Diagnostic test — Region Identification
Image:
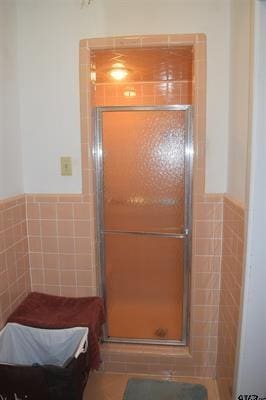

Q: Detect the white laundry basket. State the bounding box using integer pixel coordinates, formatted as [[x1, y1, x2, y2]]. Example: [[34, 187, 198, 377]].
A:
[[0, 323, 90, 400]]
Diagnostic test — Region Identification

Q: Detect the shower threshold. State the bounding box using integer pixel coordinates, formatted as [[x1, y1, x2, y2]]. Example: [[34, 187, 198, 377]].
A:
[[104, 302, 186, 346]]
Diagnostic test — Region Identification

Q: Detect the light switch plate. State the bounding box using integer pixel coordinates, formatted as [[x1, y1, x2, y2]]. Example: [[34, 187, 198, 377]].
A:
[[60, 156, 72, 176]]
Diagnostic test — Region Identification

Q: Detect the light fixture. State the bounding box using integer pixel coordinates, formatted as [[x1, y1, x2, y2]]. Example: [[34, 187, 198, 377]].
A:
[[123, 87, 136, 97], [109, 63, 129, 81], [90, 70, 96, 82], [90, 63, 96, 83]]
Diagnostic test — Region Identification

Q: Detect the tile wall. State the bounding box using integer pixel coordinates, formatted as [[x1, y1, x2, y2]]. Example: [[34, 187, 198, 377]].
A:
[[26, 194, 97, 297], [0, 195, 30, 328], [216, 196, 245, 399], [93, 81, 192, 106]]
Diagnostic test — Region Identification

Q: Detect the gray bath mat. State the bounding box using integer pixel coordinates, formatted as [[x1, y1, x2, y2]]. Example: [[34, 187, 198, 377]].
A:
[[123, 378, 208, 400]]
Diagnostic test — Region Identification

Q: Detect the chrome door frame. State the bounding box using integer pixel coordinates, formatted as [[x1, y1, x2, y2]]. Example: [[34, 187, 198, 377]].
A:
[[94, 105, 193, 346]]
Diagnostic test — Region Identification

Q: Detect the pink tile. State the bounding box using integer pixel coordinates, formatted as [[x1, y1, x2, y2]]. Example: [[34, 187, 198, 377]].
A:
[[40, 204, 56, 219], [57, 204, 74, 220], [75, 237, 91, 253], [58, 220, 74, 237], [58, 237, 75, 254], [44, 269, 59, 285], [43, 253, 59, 268], [60, 270, 76, 286], [27, 204, 40, 219], [74, 220, 90, 237], [29, 253, 43, 268], [60, 286, 77, 297], [59, 254, 76, 269], [73, 204, 90, 219], [41, 237, 57, 253], [76, 270, 93, 286], [29, 237, 42, 252], [27, 220, 41, 235], [41, 220, 57, 236], [31, 269, 44, 285], [75, 254, 92, 269]]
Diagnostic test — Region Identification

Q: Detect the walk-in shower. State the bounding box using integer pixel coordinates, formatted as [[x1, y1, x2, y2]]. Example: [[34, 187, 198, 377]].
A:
[[95, 105, 193, 345]]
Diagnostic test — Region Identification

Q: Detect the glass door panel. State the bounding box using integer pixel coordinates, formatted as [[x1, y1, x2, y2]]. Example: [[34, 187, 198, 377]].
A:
[[105, 234, 184, 341], [102, 110, 185, 234]]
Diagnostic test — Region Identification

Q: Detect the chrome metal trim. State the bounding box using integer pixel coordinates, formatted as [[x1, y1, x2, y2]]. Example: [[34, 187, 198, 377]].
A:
[[104, 230, 186, 239], [104, 337, 186, 346], [96, 105, 190, 113], [182, 106, 193, 345], [95, 108, 109, 339], [94, 105, 193, 346]]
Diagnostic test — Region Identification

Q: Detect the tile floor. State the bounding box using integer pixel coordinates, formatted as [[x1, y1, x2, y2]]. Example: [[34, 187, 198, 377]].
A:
[[83, 372, 220, 400]]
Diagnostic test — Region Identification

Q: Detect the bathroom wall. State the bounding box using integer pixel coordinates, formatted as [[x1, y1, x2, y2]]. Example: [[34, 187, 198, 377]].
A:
[[0, 0, 24, 199], [227, 0, 252, 204], [235, 1, 266, 396], [0, 0, 251, 385], [16, 0, 231, 194], [216, 1, 252, 398], [0, 2, 30, 328]]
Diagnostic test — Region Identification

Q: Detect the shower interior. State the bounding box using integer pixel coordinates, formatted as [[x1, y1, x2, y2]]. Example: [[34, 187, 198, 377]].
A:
[[92, 46, 193, 345]]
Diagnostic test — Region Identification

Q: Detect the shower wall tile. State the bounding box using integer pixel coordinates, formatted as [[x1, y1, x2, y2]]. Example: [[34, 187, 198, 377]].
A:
[[0, 195, 30, 328], [216, 196, 245, 400], [93, 81, 192, 107]]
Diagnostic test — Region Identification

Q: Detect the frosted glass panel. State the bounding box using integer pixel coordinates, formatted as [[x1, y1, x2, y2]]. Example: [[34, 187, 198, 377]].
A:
[[102, 111, 185, 233], [105, 233, 184, 341]]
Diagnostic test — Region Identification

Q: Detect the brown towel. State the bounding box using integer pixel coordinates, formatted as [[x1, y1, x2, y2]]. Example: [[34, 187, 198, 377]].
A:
[[7, 292, 105, 370]]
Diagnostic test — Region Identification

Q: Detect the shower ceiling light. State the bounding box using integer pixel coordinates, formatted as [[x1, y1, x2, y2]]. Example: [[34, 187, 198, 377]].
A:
[[109, 63, 129, 80]]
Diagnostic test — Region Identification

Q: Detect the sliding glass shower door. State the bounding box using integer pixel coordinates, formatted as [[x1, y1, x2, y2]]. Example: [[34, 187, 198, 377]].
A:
[[95, 106, 192, 345]]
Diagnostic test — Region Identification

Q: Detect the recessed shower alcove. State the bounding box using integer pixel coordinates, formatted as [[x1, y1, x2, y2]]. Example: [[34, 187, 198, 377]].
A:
[[92, 46, 193, 345], [80, 34, 220, 376]]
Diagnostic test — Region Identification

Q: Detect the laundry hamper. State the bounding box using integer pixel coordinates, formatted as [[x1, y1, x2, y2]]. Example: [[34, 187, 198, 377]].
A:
[[0, 323, 90, 400]]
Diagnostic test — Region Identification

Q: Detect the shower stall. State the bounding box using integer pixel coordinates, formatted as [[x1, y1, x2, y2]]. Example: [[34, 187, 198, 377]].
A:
[[95, 105, 193, 345]]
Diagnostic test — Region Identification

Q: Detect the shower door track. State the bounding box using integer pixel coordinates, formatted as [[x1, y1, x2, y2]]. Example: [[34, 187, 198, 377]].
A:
[[94, 105, 193, 346]]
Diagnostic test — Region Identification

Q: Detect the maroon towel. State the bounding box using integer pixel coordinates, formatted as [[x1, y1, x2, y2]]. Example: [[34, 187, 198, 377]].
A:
[[7, 292, 105, 370]]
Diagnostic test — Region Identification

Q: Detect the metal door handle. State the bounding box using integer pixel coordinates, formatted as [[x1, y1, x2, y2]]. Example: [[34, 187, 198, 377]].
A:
[[103, 229, 189, 239]]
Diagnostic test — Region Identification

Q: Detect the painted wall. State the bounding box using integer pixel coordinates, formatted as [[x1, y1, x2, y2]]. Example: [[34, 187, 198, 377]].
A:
[[227, 0, 252, 204], [16, 0, 231, 194], [235, 1, 266, 396], [0, 0, 24, 199]]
